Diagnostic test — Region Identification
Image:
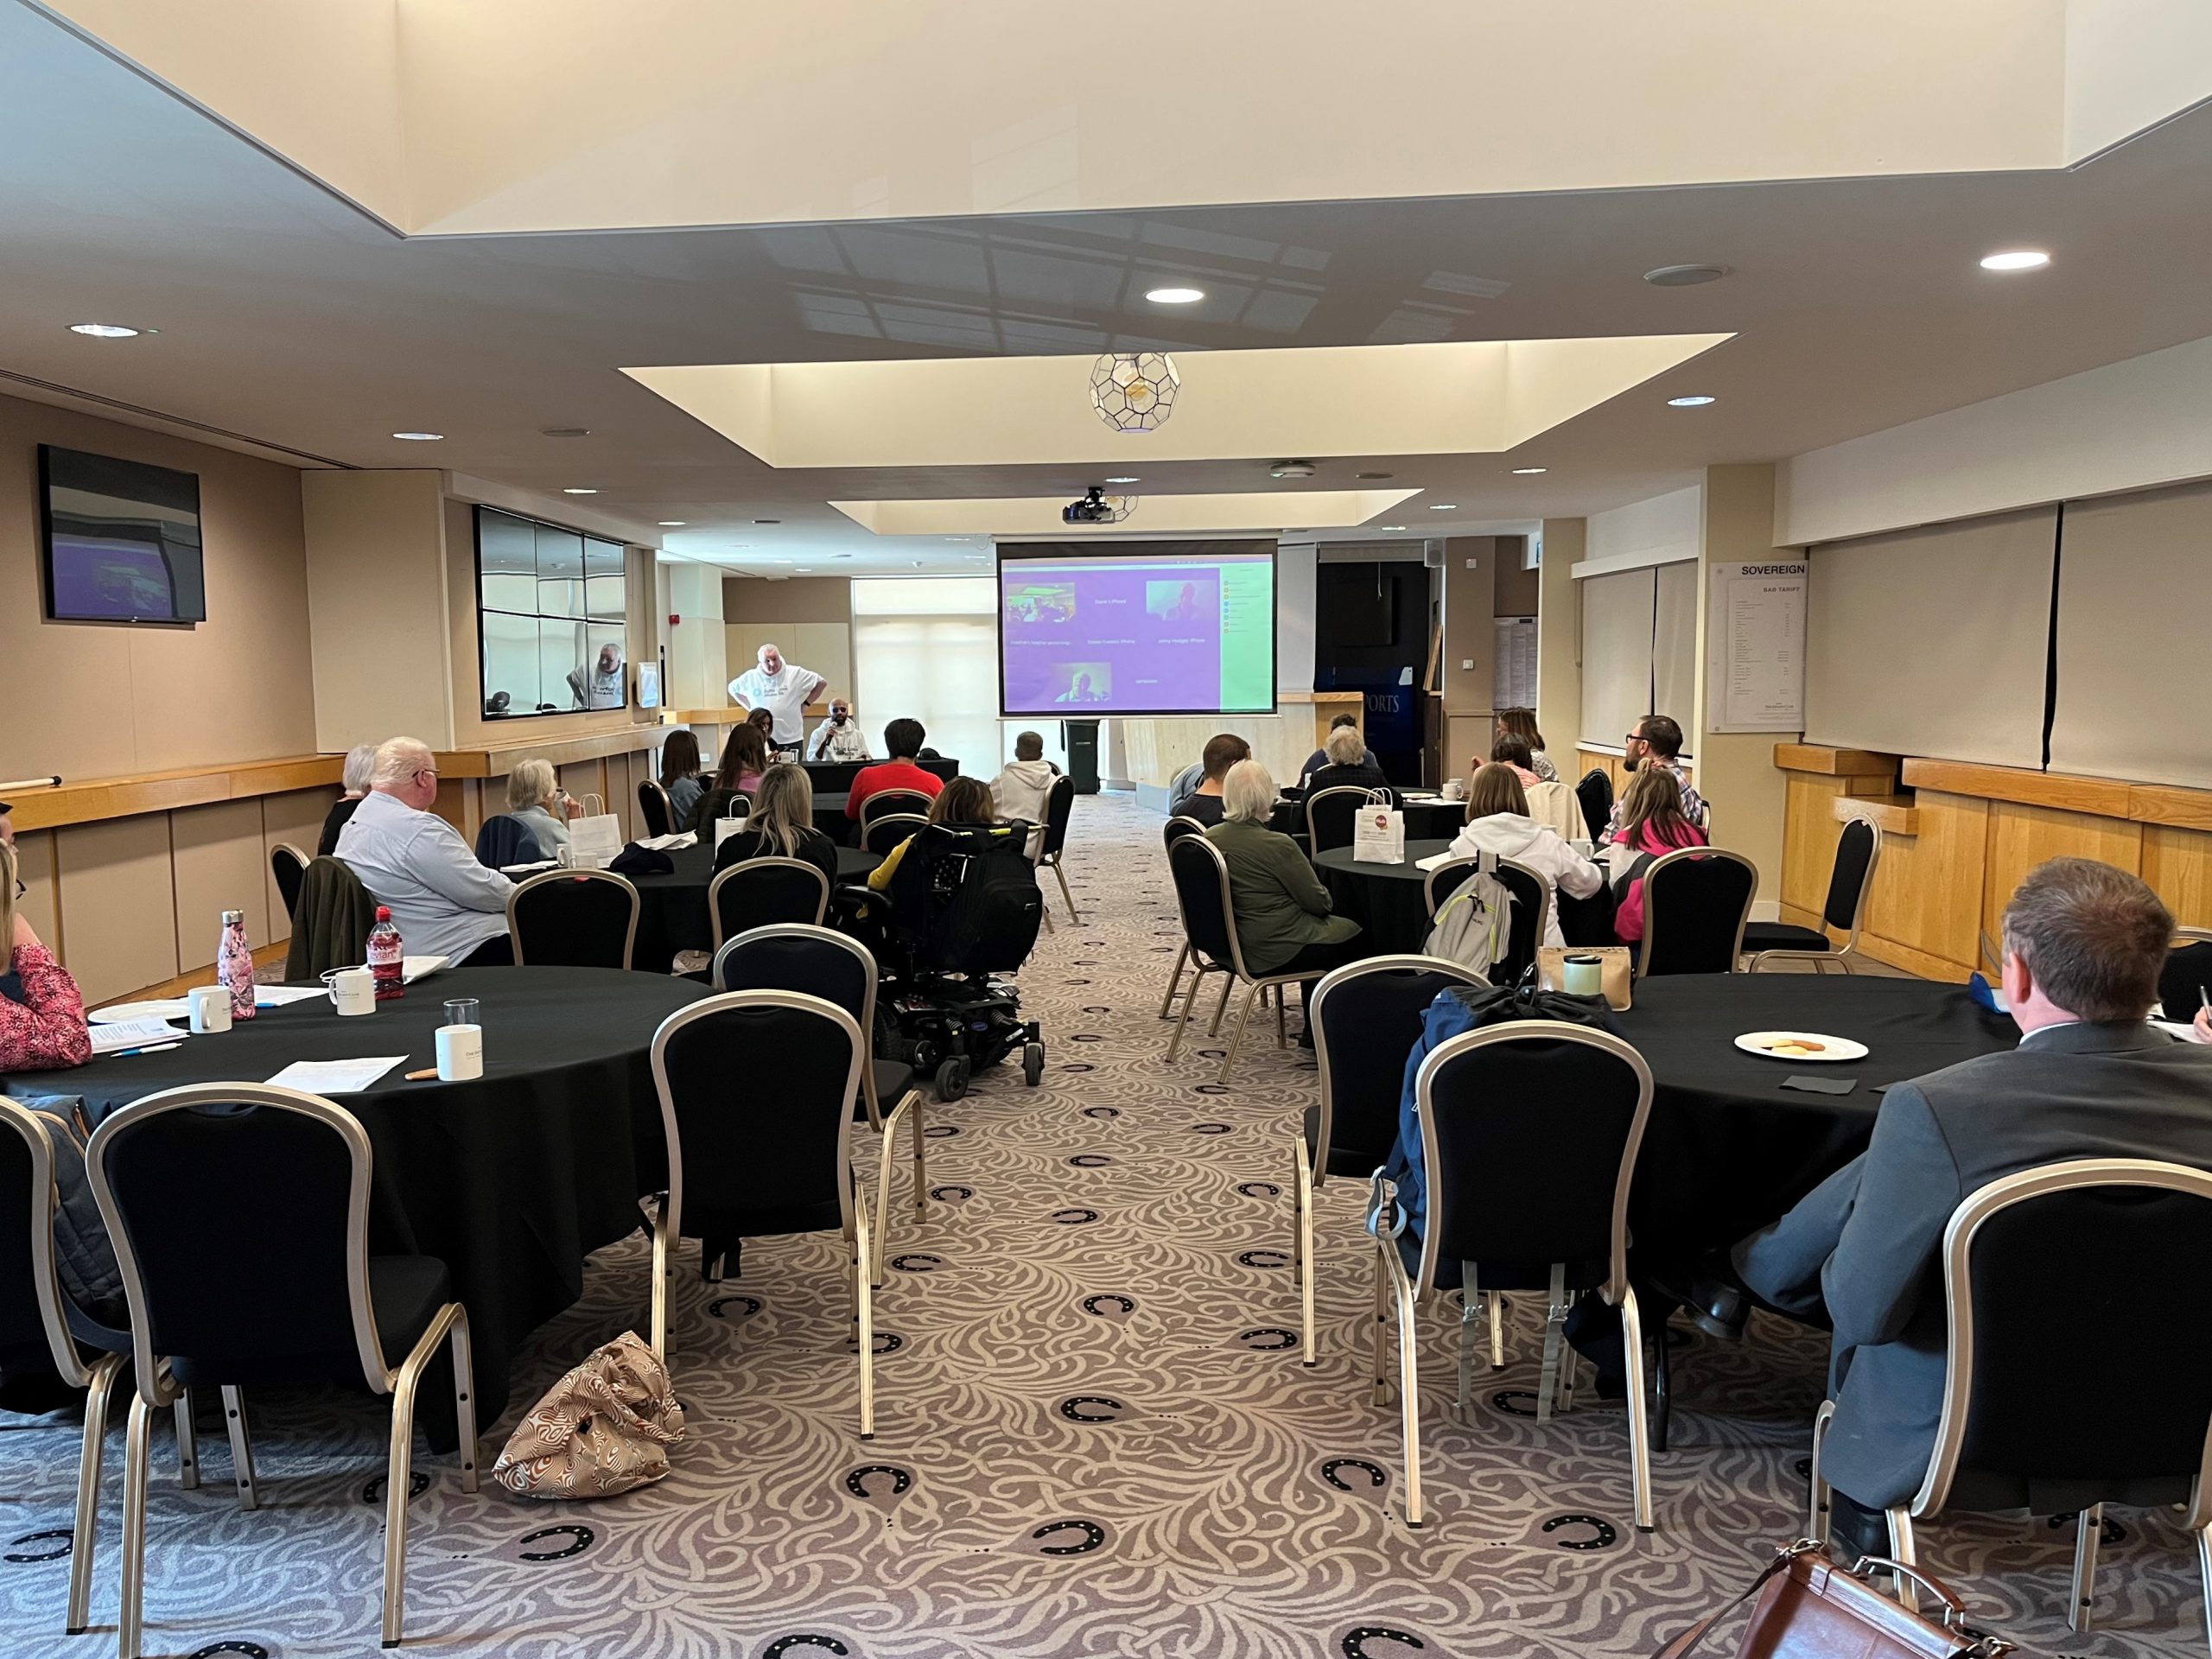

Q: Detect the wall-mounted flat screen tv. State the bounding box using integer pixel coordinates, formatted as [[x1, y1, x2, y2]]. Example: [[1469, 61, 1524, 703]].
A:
[[39, 445, 207, 623]]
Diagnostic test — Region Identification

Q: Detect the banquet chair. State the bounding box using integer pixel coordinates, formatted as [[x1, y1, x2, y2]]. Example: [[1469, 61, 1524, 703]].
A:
[[1746, 816, 1882, 972], [1809, 1160, 2212, 1643], [1637, 848, 1758, 976], [1423, 855, 1549, 983], [637, 779, 674, 838], [1035, 774, 1080, 925], [1157, 817, 1211, 1018], [270, 843, 308, 923], [86, 1084, 477, 1656], [506, 868, 640, 969], [473, 813, 544, 870], [712, 925, 924, 1283], [1370, 1022, 1657, 1532], [1574, 769, 1613, 842], [707, 857, 830, 950], [1299, 957, 1487, 1366], [1306, 785, 1385, 857], [646, 991, 879, 1435], [1164, 835, 1312, 1084], [862, 812, 931, 857], [283, 856, 376, 982], [859, 789, 935, 831], [2158, 927, 2212, 1023]]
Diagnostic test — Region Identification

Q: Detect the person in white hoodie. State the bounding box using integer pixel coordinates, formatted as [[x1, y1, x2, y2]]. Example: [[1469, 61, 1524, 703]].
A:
[[1446, 762, 1602, 948], [991, 731, 1062, 827]]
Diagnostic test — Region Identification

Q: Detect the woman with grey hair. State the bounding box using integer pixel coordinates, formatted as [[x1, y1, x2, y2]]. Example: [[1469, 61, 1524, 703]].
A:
[[1303, 721, 1389, 798], [505, 758, 575, 855], [315, 742, 380, 857], [1203, 759, 1363, 1043]]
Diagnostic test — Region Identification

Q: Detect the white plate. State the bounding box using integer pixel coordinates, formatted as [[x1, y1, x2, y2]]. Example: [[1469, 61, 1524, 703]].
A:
[[1734, 1030, 1868, 1064], [88, 999, 192, 1026]]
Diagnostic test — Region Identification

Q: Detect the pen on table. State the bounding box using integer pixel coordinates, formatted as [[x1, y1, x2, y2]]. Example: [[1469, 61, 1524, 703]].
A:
[[113, 1041, 182, 1058], [404, 1067, 439, 1082]]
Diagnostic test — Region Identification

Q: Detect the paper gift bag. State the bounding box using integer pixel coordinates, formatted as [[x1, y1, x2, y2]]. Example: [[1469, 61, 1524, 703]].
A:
[[1352, 806, 1405, 864], [566, 812, 624, 868]]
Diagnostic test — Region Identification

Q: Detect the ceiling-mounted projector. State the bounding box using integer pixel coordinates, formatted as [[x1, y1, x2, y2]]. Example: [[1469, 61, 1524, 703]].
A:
[[1269, 460, 1317, 479], [1063, 486, 1135, 524]]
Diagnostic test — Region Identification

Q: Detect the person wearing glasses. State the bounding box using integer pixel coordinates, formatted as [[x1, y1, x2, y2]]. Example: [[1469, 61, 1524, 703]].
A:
[[335, 737, 518, 966], [1604, 714, 1708, 842]]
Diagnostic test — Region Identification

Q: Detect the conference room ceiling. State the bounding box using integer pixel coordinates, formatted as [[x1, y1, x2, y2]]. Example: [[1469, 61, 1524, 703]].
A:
[[8, 0, 2212, 574]]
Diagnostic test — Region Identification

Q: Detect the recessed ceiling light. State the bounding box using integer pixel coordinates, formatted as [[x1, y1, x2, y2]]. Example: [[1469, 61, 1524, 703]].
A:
[[1643, 264, 1732, 287], [1510, 467, 1548, 475], [1104, 476, 1140, 485], [1378, 525, 1407, 531], [658, 520, 686, 526], [68, 322, 141, 338], [1357, 471, 1393, 480], [1666, 395, 1716, 408], [1144, 286, 1205, 304], [754, 518, 780, 525], [1428, 504, 1458, 511], [563, 487, 599, 494], [1979, 249, 2049, 272], [391, 431, 443, 442]]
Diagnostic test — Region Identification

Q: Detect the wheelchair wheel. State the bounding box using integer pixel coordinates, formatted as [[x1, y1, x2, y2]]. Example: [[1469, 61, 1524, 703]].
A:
[[1021, 1041, 1045, 1087], [935, 1054, 971, 1102]]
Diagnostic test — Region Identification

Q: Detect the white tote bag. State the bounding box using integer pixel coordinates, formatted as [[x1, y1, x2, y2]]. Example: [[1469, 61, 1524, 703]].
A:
[[566, 812, 624, 869], [1352, 805, 1406, 864]]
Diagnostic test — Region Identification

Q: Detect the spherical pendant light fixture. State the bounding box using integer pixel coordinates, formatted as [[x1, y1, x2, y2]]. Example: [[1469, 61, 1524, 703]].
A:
[[1090, 351, 1179, 433]]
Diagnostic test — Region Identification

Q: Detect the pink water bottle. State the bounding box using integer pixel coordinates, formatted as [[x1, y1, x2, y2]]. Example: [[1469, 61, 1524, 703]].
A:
[[217, 909, 257, 1021], [366, 906, 405, 1001]]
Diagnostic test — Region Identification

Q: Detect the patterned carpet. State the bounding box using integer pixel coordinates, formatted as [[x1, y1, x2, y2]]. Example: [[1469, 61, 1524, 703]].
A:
[[4, 790, 2206, 1657]]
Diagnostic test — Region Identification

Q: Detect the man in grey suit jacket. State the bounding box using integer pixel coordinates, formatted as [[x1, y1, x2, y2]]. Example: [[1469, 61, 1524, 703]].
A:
[[1730, 857, 2212, 1550]]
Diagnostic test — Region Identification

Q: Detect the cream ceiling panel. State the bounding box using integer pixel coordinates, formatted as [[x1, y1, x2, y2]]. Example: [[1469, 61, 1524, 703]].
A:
[[627, 336, 1729, 471], [830, 490, 1421, 538]]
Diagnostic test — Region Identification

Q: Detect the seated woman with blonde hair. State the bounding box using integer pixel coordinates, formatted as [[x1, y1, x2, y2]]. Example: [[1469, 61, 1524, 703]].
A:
[[715, 762, 840, 892], [1446, 762, 1601, 948]]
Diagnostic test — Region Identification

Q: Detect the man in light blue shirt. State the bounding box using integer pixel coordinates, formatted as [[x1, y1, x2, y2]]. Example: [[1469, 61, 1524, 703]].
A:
[[336, 737, 516, 966]]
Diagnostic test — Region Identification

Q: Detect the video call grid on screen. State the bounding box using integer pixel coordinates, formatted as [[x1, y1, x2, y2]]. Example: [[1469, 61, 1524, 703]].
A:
[[997, 542, 1276, 716]]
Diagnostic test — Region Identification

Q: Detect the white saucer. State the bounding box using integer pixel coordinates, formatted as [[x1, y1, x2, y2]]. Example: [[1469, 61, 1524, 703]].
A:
[[1734, 1030, 1868, 1063], [88, 999, 192, 1026]]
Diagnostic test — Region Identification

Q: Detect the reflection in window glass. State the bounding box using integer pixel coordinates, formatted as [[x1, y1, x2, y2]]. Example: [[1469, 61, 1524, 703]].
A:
[[476, 506, 626, 719]]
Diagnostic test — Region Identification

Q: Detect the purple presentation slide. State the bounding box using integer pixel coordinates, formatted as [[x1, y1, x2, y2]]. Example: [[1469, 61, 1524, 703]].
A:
[[999, 549, 1274, 715]]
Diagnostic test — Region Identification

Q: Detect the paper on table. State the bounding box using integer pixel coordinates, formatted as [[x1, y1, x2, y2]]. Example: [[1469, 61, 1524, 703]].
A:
[[639, 832, 697, 851], [1414, 850, 1459, 871], [401, 955, 448, 984], [264, 1057, 407, 1094], [255, 985, 327, 1007], [500, 860, 560, 876], [89, 1018, 194, 1055], [2151, 1019, 2198, 1041]]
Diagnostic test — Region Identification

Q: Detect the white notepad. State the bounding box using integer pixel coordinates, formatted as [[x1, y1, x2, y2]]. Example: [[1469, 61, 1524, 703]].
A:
[[88, 1018, 193, 1056], [264, 1058, 407, 1094]]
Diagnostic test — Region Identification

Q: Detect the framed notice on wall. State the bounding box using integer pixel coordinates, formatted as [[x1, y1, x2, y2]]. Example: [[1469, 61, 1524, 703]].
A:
[[1705, 561, 1807, 733]]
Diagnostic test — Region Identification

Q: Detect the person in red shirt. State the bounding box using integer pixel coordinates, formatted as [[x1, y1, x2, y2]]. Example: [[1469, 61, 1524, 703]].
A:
[[846, 718, 944, 824], [0, 837, 92, 1072]]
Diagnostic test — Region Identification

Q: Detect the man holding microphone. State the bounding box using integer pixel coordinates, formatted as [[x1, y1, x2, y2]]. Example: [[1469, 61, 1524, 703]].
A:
[[807, 696, 872, 761], [728, 642, 826, 756]]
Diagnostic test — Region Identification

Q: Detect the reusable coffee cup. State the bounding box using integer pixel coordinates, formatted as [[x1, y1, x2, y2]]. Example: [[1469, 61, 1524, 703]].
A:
[[435, 1023, 484, 1082], [1561, 954, 1605, 998], [188, 985, 232, 1034], [324, 967, 377, 1016]]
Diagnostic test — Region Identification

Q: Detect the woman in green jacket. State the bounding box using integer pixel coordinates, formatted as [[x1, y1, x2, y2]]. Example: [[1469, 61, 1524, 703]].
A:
[[1203, 759, 1363, 1039]]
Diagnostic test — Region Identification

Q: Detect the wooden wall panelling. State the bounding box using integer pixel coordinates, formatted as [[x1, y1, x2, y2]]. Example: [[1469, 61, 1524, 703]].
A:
[[13, 830, 58, 954], [1120, 715, 1313, 791], [1783, 775, 1853, 915], [558, 759, 606, 820], [170, 799, 271, 972], [1858, 790, 1990, 980], [54, 817, 181, 1006], [1980, 800, 2145, 963], [259, 787, 332, 944], [2140, 824, 2212, 929]]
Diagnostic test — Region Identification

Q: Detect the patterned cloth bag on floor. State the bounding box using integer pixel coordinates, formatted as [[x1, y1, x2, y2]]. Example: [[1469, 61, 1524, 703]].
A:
[[492, 1331, 685, 1498]]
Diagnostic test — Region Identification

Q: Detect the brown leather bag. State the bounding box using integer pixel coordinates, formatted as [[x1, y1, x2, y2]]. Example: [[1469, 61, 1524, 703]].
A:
[[1654, 1541, 2014, 1658]]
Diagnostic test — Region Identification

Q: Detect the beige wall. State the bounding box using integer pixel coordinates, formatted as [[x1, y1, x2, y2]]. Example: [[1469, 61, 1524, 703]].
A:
[[1536, 518, 1585, 770], [721, 575, 853, 738], [1691, 465, 1791, 904], [304, 469, 454, 751], [0, 390, 316, 782]]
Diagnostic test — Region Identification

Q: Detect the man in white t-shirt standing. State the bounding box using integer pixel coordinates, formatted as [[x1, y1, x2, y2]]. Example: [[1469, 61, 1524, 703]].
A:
[[728, 643, 826, 754]]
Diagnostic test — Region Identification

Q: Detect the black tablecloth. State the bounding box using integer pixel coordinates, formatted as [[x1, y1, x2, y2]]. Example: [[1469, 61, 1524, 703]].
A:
[[1397, 798, 1468, 839], [1611, 976, 2018, 1254], [23, 968, 709, 1440], [1315, 840, 1616, 955], [629, 842, 880, 969]]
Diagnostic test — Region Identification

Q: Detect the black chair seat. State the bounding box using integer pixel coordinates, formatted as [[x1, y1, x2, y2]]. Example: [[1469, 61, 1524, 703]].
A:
[[1741, 921, 1831, 954], [1304, 1104, 1391, 1180], [870, 1059, 916, 1116], [170, 1254, 450, 1388], [1398, 1232, 1606, 1294]]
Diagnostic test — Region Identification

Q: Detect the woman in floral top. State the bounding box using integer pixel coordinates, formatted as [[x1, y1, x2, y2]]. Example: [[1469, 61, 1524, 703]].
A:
[[0, 838, 91, 1072]]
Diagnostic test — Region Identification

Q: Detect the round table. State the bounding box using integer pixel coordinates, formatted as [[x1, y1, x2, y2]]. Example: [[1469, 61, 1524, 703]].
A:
[[42, 967, 709, 1440], [628, 841, 880, 970], [1315, 839, 1618, 955], [1611, 975, 2018, 1253]]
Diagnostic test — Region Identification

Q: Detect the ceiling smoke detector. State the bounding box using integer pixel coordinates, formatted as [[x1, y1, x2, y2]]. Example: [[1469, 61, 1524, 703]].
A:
[[1643, 264, 1732, 287], [1269, 461, 1317, 480]]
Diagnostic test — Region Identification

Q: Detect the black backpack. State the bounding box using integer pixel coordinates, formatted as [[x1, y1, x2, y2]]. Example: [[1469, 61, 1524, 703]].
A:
[[892, 823, 1044, 975]]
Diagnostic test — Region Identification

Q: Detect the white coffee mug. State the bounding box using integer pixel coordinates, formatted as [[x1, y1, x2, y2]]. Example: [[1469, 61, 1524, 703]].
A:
[[1561, 954, 1605, 997], [435, 1023, 483, 1082], [188, 985, 232, 1034], [1569, 838, 1595, 858], [326, 967, 376, 1016], [1443, 778, 1465, 801]]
